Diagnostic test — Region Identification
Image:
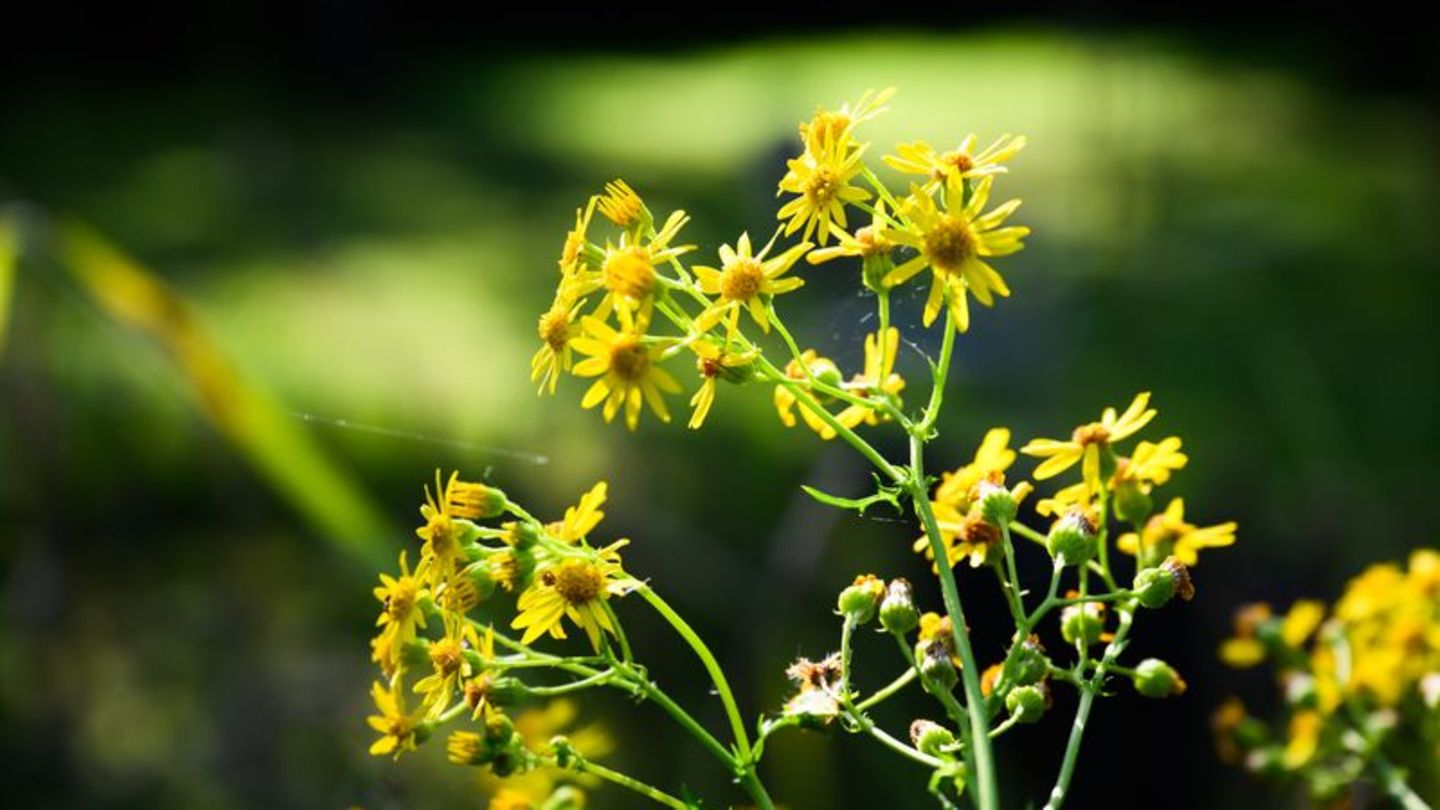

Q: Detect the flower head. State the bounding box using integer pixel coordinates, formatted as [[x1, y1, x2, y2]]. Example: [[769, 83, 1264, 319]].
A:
[[372, 551, 427, 676], [1117, 497, 1236, 567], [512, 542, 635, 650], [547, 481, 607, 544], [883, 134, 1027, 202], [694, 231, 810, 335], [531, 294, 584, 395], [834, 327, 906, 429], [367, 680, 426, 758], [415, 470, 487, 587], [571, 316, 682, 430], [687, 339, 757, 429], [1021, 392, 1157, 491], [777, 138, 871, 246]]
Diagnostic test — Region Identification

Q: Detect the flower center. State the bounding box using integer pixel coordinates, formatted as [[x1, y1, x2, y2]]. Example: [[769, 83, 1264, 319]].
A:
[[603, 246, 655, 299], [424, 514, 456, 557], [1071, 423, 1111, 446], [609, 339, 650, 383], [923, 215, 976, 275], [854, 225, 889, 256], [943, 151, 975, 174], [546, 561, 605, 604], [537, 309, 571, 351], [385, 578, 418, 619], [804, 166, 839, 205], [430, 638, 463, 675], [719, 259, 764, 302]]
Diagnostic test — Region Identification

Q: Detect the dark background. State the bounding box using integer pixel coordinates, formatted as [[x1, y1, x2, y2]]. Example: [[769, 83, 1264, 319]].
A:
[[3, 6, 1437, 809]]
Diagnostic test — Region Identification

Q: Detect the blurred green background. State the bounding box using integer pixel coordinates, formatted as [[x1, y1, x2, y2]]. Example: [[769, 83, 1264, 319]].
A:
[[3, 10, 1437, 809]]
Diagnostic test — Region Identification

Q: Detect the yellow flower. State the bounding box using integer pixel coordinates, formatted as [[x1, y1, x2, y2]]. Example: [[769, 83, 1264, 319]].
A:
[[415, 470, 486, 587], [1035, 481, 1093, 519], [772, 349, 844, 439], [512, 542, 635, 650], [798, 87, 894, 155], [372, 551, 427, 675], [883, 134, 1027, 203], [461, 625, 499, 720], [367, 681, 425, 759], [806, 200, 894, 265], [596, 178, 646, 230], [694, 232, 810, 334], [1281, 600, 1326, 648], [595, 210, 693, 324], [777, 137, 871, 246], [834, 328, 905, 429], [933, 428, 1017, 511], [914, 429, 1021, 570], [547, 481, 607, 544], [883, 177, 1028, 332], [478, 699, 613, 801], [1115, 436, 1188, 489], [559, 196, 598, 274], [571, 316, 682, 430], [1021, 392, 1157, 490], [687, 339, 757, 430], [1218, 603, 1273, 669], [531, 294, 583, 395], [413, 629, 472, 714], [1117, 497, 1236, 567], [1282, 710, 1322, 769]]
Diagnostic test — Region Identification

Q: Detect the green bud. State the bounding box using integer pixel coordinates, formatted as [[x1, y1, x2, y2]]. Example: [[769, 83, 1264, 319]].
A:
[[1008, 637, 1050, 687], [837, 575, 886, 625], [1133, 567, 1176, 609], [462, 563, 499, 603], [1133, 658, 1186, 698], [506, 521, 541, 550], [1005, 685, 1047, 724], [1046, 511, 1097, 567], [976, 481, 1017, 525], [812, 358, 844, 389], [550, 735, 577, 769], [484, 711, 516, 745], [489, 751, 520, 778], [919, 641, 958, 692], [1111, 479, 1153, 525], [879, 578, 920, 635], [399, 639, 432, 671], [1060, 603, 1105, 647], [909, 719, 955, 757], [485, 676, 528, 707]]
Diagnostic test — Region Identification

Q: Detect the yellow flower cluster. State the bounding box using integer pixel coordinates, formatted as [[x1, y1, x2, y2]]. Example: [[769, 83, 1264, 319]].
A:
[[366, 471, 639, 807], [533, 89, 1032, 436], [1215, 550, 1440, 804]]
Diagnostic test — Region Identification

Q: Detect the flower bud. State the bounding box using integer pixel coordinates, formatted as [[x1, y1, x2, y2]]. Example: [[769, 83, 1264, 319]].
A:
[[541, 786, 587, 810], [1133, 557, 1193, 609], [504, 520, 541, 550], [446, 730, 488, 765], [1005, 684, 1048, 724], [837, 574, 886, 625], [550, 735, 578, 769], [1046, 510, 1097, 567], [484, 711, 516, 745], [399, 639, 432, 671], [879, 578, 920, 635], [976, 481, 1017, 526], [909, 719, 955, 757], [812, 357, 844, 390], [1111, 478, 1152, 525], [1060, 602, 1105, 647], [1008, 636, 1050, 687], [489, 750, 520, 777], [1133, 658, 1187, 698], [448, 479, 508, 520], [919, 641, 958, 692]]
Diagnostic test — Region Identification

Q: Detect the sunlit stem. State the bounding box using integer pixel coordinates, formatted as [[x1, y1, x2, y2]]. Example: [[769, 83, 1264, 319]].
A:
[[551, 754, 690, 810], [1042, 605, 1135, 810]]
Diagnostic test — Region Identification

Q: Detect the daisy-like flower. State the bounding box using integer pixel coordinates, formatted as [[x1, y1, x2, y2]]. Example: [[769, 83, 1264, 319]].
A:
[[415, 470, 487, 587], [596, 210, 693, 325], [570, 316, 682, 430], [1117, 497, 1236, 567], [935, 428, 1017, 512], [596, 179, 646, 231], [773, 349, 845, 439], [413, 629, 471, 715], [883, 134, 1028, 203], [559, 196, 598, 274], [1020, 392, 1157, 491], [798, 87, 894, 155], [462, 625, 499, 720], [883, 177, 1028, 332], [687, 339, 757, 429], [806, 200, 894, 265], [1115, 436, 1188, 490], [546, 481, 607, 544], [835, 327, 905, 429], [777, 138, 871, 246], [1035, 481, 1093, 518], [367, 680, 426, 759], [512, 542, 636, 650], [531, 294, 584, 395], [914, 429, 1020, 568], [372, 551, 427, 675], [693, 232, 810, 335]]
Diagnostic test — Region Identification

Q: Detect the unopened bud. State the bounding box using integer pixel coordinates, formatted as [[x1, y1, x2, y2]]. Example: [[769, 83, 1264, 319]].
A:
[[1008, 636, 1050, 687], [1005, 684, 1048, 723], [837, 574, 886, 625], [919, 641, 958, 692], [1133, 658, 1187, 698], [909, 719, 955, 757], [1060, 602, 1105, 647], [1046, 510, 1097, 567], [1134, 557, 1193, 609], [879, 578, 920, 635], [976, 481, 1017, 525], [1111, 478, 1152, 525]]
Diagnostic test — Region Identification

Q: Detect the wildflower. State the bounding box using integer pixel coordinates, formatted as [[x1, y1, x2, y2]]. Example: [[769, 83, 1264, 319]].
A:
[[414, 628, 473, 714], [933, 428, 1017, 514], [1282, 710, 1322, 769], [884, 134, 1027, 203], [596, 179, 646, 230], [1021, 392, 1157, 491], [531, 295, 584, 395], [595, 210, 693, 324], [798, 88, 894, 155], [1116, 436, 1188, 489], [772, 349, 845, 439], [782, 653, 844, 724], [462, 626, 500, 720], [915, 429, 1018, 570], [1035, 481, 1093, 519], [687, 339, 757, 429], [834, 327, 905, 429], [512, 543, 635, 649], [367, 680, 427, 758], [547, 481, 607, 544], [1218, 603, 1274, 668], [1046, 509, 1098, 567], [372, 551, 427, 674], [837, 573, 886, 625], [806, 200, 894, 265], [415, 470, 485, 587], [559, 197, 598, 273], [477, 700, 612, 803], [1117, 497, 1236, 567], [693, 232, 810, 335], [571, 316, 682, 430], [777, 138, 871, 246], [883, 177, 1028, 332], [1133, 556, 1194, 609]]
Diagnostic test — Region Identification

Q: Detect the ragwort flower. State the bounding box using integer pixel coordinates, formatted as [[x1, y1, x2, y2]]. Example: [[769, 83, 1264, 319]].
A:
[[571, 316, 682, 430], [693, 231, 810, 335]]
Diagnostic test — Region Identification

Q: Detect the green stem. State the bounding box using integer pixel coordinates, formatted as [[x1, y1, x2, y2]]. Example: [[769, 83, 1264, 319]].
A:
[[760, 359, 903, 481], [917, 310, 957, 434], [1374, 751, 1433, 810], [1042, 606, 1135, 810], [567, 756, 690, 810], [997, 523, 1027, 625], [766, 301, 909, 427], [523, 670, 618, 696], [855, 667, 918, 712]]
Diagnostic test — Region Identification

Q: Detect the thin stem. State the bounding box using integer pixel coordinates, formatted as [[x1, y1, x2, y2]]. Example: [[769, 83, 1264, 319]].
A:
[[1042, 606, 1135, 810], [760, 359, 903, 481], [568, 756, 690, 810], [855, 667, 918, 712], [766, 301, 909, 427], [917, 311, 957, 434], [620, 662, 735, 769], [602, 601, 635, 663], [1373, 751, 1433, 810], [997, 522, 1027, 625], [523, 669, 618, 696]]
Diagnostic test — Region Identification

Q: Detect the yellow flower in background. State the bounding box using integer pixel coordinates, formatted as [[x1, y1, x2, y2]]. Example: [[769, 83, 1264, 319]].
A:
[[1021, 392, 1156, 490], [1282, 710, 1322, 769], [1281, 600, 1326, 648], [478, 699, 613, 804], [883, 177, 1028, 332], [933, 428, 1017, 512], [596, 178, 646, 230], [799, 87, 894, 155], [372, 551, 427, 675], [559, 196, 598, 273], [687, 339, 757, 429], [777, 138, 871, 246], [512, 542, 635, 649], [367, 681, 425, 759], [773, 349, 844, 439], [547, 481, 607, 544], [1116, 436, 1188, 489], [1117, 497, 1235, 566], [571, 316, 682, 430], [694, 232, 810, 335], [835, 327, 905, 429], [531, 294, 583, 395], [884, 134, 1027, 203], [1035, 481, 1093, 518]]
